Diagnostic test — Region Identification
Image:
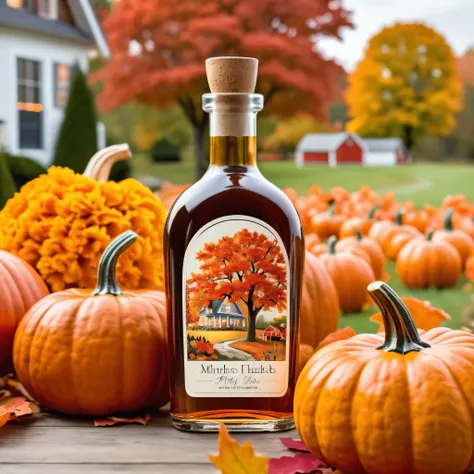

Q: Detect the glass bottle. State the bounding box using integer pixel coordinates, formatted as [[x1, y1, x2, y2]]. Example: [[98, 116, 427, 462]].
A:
[[164, 57, 304, 432]]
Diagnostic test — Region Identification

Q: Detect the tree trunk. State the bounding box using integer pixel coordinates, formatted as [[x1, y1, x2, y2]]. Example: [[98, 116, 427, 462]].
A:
[[193, 126, 207, 180], [247, 311, 257, 342], [403, 125, 414, 162]]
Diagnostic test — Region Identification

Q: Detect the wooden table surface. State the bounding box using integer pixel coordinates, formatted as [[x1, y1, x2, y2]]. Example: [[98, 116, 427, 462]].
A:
[[0, 409, 298, 473]]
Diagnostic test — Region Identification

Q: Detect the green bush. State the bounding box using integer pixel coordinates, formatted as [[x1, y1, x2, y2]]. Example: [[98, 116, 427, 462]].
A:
[[3, 152, 47, 189], [53, 65, 98, 173], [105, 132, 131, 182], [151, 138, 181, 162], [0, 152, 17, 209]]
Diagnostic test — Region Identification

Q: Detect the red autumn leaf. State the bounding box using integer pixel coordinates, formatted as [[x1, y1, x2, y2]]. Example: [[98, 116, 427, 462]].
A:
[[94, 414, 151, 427], [0, 413, 10, 427], [279, 438, 309, 453], [268, 452, 334, 474]]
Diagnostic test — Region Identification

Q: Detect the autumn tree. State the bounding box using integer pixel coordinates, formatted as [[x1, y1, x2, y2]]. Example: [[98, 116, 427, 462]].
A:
[[92, 0, 353, 179], [187, 229, 287, 342], [346, 23, 462, 153], [264, 114, 335, 156]]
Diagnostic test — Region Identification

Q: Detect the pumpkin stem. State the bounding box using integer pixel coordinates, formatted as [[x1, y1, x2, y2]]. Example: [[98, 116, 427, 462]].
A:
[[83, 144, 132, 182], [426, 228, 435, 241], [92, 231, 138, 296], [367, 204, 379, 219], [368, 281, 431, 355], [327, 199, 336, 216], [394, 209, 404, 226], [327, 236, 337, 254], [355, 228, 363, 241], [444, 208, 454, 231]]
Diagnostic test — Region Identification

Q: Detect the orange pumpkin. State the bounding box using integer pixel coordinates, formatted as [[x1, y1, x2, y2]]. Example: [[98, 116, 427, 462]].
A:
[[433, 208, 474, 268], [295, 281, 474, 474], [384, 230, 420, 261], [13, 231, 168, 416], [397, 229, 462, 288], [336, 229, 386, 280], [339, 204, 379, 238], [319, 237, 375, 313], [0, 251, 49, 375], [466, 255, 474, 282], [369, 209, 420, 255], [300, 251, 340, 347], [311, 199, 345, 239]]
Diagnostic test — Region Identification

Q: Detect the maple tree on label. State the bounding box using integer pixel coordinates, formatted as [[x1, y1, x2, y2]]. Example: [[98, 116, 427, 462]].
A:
[[188, 229, 287, 342], [92, 0, 353, 178], [346, 22, 462, 154]]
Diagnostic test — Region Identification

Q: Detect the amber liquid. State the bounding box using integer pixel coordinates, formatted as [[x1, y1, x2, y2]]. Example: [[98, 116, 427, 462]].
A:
[[164, 136, 304, 432]]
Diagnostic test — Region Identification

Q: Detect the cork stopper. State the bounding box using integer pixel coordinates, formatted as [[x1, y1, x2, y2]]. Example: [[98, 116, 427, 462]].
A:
[[206, 57, 258, 93]]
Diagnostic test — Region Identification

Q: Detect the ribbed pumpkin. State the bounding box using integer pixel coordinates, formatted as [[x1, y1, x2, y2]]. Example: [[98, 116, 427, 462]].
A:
[[369, 210, 419, 255], [295, 281, 474, 474], [433, 208, 474, 268], [339, 205, 379, 238], [0, 251, 48, 375], [397, 229, 462, 288], [319, 237, 375, 313], [384, 229, 420, 261], [300, 251, 340, 347], [13, 231, 168, 416], [336, 229, 386, 280], [311, 199, 344, 239]]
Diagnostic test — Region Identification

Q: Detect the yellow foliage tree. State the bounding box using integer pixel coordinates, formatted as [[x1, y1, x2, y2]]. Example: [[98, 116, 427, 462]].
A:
[[346, 23, 462, 152], [264, 114, 335, 153]]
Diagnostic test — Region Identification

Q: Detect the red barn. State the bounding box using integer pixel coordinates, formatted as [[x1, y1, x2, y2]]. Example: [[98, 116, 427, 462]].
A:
[[295, 133, 367, 167], [262, 325, 282, 341]]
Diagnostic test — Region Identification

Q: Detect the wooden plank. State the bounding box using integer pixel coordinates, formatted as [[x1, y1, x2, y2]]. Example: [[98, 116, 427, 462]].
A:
[[1, 464, 216, 474], [0, 425, 297, 464]]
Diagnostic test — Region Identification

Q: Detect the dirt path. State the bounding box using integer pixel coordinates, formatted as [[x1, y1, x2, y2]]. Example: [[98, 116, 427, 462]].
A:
[[214, 338, 256, 361]]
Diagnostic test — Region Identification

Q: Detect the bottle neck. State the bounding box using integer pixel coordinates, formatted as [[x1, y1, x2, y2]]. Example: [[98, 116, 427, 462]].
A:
[[209, 111, 257, 167]]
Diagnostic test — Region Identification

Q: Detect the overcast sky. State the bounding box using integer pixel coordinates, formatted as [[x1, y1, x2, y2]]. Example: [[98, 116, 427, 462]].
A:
[[319, 0, 474, 71]]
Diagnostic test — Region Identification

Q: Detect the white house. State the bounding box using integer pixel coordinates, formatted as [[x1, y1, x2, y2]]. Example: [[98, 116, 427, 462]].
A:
[[0, 0, 110, 166]]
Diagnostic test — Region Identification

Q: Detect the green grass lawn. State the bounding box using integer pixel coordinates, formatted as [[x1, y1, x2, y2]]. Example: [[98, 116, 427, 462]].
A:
[[132, 154, 474, 334]]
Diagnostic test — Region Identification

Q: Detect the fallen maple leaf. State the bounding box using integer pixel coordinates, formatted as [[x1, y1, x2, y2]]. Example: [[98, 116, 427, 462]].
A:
[[316, 327, 357, 351], [94, 414, 151, 427], [268, 452, 333, 474], [209, 423, 269, 474], [279, 438, 309, 453], [370, 297, 450, 332], [0, 396, 33, 426]]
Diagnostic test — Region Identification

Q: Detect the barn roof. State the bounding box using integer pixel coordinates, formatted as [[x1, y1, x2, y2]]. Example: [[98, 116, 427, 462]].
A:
[[363, 138, 404, 152], [296, 133, 347, 152]]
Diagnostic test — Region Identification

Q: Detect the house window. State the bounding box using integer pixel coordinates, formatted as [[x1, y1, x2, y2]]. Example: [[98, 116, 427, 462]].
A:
[[17, 58, 43, 149], [8, 0, 58, 19], [54, 63, 71, 108]]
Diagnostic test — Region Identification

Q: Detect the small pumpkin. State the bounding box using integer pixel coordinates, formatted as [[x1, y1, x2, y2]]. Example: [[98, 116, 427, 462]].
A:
[[300, 251, 340, 347], [0, 251, 49, 375], [433, 208, 474, 268], [384, 229, 420, 261], [397, 229, 462, 288], [13, 231, 168, 416], [369, 209, 420, 255], [336, 229, 386, 280], [339, 204, 379, 238], [310, 199, 344, 239], [295, 281, 474, 474], [319, 236, 375, 313]]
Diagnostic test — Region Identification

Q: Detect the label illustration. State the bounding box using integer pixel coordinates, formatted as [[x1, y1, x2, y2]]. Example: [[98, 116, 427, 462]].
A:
[[183, 215, 290, 398]]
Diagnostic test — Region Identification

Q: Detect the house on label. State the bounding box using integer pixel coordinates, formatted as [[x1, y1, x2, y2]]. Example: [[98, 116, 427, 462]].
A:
[[295, 133, 408, 167], [198, 299, 247, 329], [261, 325, 286, 341], [0, 0, 110, 166]]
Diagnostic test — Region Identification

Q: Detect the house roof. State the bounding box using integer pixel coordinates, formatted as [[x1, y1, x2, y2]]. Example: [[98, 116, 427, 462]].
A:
[[0, 0, 110, 57], [200, 299, 244, 317], [362, 138, 404, 152], [296, 132, 368, 153]]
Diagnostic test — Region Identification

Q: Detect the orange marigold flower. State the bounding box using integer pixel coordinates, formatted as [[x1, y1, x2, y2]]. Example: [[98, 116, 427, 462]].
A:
[[0, 167, 167, 292]]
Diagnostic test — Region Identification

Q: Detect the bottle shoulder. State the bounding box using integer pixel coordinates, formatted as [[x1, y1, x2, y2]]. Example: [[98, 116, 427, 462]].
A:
[[165, 169, 302, 237]]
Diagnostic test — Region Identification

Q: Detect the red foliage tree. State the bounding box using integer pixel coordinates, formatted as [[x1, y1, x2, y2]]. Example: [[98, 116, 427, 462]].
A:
[[187, 229, 287, 342], [92, 0, 353, 178]]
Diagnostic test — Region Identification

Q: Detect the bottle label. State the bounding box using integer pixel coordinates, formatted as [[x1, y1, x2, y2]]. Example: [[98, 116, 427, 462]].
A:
[[183, 215, 291, 398]]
